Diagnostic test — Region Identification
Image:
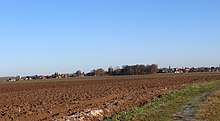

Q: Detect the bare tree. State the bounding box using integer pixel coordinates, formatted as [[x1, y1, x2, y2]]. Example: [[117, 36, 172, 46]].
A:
[[76, 70, 82, 76], [149, 64, 158, 74], [113, 66, 121, 75], [95, 68, 105, 76]]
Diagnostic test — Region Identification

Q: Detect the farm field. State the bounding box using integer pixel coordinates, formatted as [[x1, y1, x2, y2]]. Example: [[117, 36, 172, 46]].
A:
[[1, 73, 220, 121]]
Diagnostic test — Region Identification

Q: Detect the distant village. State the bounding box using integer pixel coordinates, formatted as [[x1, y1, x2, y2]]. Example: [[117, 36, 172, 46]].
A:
[[7, 65, 220, 82], [7, 72, 85, 82], [158, 66, 220, 73]]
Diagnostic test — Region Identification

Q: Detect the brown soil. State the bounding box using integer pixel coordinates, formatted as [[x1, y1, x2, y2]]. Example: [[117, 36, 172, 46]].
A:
[[1, 74, 220, 121]]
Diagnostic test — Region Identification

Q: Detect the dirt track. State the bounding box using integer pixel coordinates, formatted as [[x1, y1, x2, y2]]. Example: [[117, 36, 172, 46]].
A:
[[173, 89, 213, 121], [1, 74, 220, 121], [173, 80, 220, 121]]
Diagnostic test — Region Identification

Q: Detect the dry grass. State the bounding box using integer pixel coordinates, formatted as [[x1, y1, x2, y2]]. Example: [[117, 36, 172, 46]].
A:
[[195, 88, 220, 121]]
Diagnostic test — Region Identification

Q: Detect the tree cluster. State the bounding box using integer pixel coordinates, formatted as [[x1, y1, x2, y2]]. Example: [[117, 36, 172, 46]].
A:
[[85, 64, 158, 76], [86, 68, 105, 76], [110, 64, 158, 75]]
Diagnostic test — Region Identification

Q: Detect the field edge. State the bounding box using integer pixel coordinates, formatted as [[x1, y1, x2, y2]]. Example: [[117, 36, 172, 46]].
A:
[[104, 80, 220, 121]]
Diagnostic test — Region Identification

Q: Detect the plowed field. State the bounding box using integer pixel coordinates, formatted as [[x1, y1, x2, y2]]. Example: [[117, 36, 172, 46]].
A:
[[1, 74, 220, 121]]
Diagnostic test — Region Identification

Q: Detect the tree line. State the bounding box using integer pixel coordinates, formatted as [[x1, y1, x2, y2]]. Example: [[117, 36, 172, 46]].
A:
[[85, 64, 158, 76]]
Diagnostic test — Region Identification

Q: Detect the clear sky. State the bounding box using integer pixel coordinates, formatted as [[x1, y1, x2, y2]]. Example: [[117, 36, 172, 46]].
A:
[[0, 0, 220, 76]]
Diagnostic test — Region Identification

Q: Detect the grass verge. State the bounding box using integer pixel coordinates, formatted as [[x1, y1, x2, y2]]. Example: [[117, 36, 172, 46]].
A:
[[104, 80, 220, 121], [195, 87, 220, 121]]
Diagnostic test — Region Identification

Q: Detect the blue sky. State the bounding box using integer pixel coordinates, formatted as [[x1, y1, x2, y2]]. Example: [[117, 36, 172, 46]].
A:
[[0, 0, 220, 76]]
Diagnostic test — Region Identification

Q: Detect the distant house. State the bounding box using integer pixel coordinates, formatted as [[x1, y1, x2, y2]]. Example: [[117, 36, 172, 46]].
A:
[[71, 73, 77, 77], [52, 72, 59, 78], [7, 78, 16, 82], [159, 68, 170, 73], [183, 68, 190, 73], [218, 67, 220, 72], [7, 76, 21, 82], [211, 67, 219, 72], [16, 76, 21, 80], [24, 76, 32, 80], [39, 75, 46, 79], [189, 68, 198, 72], [174, 68, 183, 74], [60, 74, 70, 78]]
